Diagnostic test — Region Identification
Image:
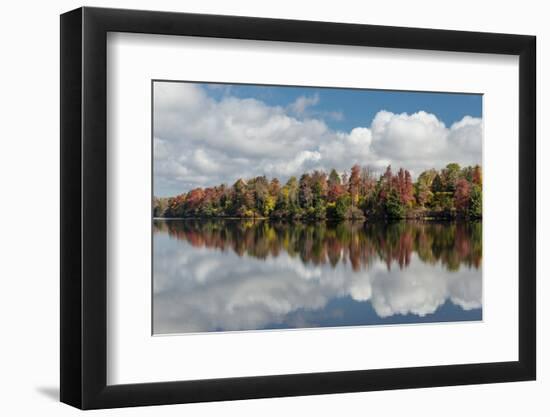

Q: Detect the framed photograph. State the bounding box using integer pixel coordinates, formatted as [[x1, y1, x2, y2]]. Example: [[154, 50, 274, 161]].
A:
[[60, 6, 536, 409]]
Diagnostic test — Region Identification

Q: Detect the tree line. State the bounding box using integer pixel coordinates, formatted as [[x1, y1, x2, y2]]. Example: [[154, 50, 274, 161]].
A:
[[154, 163, 482, 220]]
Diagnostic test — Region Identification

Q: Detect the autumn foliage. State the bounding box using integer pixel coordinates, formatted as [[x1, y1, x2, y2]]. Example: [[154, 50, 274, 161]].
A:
[[154, 163, 482, 220]]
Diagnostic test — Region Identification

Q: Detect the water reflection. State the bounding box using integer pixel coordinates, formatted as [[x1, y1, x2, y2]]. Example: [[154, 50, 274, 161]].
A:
[[153, 219, 482, 334]]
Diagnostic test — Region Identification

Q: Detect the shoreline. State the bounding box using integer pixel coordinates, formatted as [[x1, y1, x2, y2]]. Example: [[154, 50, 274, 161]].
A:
[[153, 216, 482, 222]]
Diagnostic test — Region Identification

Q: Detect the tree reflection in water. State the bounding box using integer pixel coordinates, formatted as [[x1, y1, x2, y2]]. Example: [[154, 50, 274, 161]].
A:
[[153, 219, 482, 334], [154, 219, 481, 273]]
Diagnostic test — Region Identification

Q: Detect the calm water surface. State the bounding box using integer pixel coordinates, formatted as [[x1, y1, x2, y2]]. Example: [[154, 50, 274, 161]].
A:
[[153, 219, 482, 334]]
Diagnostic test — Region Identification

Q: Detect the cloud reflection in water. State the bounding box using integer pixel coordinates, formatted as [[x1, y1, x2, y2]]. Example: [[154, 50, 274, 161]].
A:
[[153, 220, 482, 334]]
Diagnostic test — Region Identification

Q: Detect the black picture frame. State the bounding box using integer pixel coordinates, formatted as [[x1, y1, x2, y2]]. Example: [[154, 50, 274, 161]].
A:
[[60, 6, 536, 410]]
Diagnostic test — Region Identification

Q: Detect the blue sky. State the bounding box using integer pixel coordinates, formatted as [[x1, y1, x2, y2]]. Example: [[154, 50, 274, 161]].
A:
[[204, 83, 482, 132], [154, 81, 483, 197]]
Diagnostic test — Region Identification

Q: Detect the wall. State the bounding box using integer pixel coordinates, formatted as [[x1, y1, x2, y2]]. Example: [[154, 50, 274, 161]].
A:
[[0, 0, 545, 415]]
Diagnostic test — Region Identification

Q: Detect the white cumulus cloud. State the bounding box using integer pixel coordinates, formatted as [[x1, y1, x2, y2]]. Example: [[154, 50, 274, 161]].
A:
[[154, 82, 482, 196], [289, 93, 320, 115]]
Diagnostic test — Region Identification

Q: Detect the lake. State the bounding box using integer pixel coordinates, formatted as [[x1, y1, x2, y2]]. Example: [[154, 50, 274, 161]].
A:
[[153, 219, 482, 335]]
